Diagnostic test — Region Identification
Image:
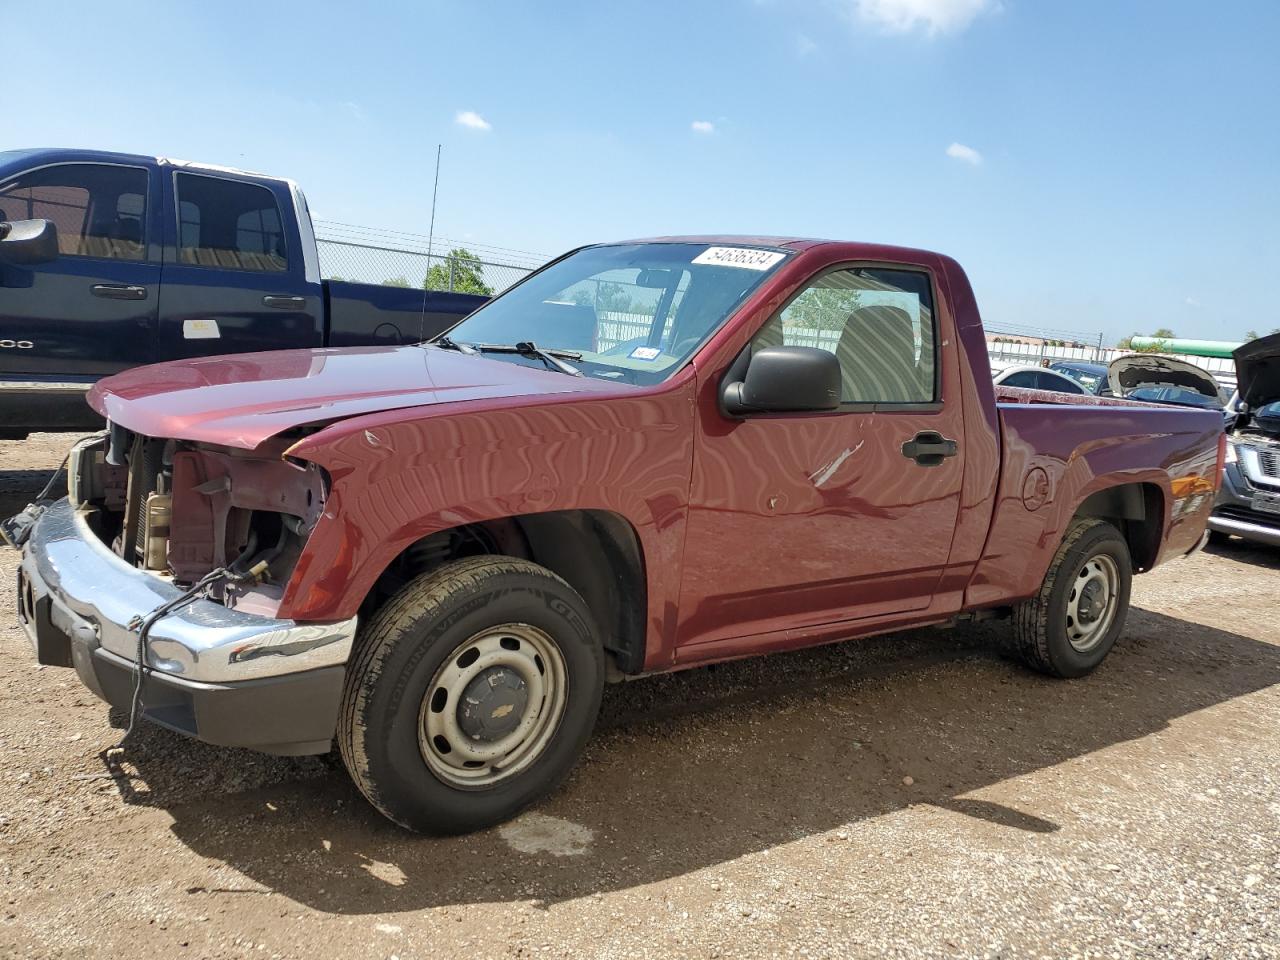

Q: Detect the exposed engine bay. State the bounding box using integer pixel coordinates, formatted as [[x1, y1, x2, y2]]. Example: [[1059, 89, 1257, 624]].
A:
[[1228, 402, 1280, 484], [68, 425, 326, 618]]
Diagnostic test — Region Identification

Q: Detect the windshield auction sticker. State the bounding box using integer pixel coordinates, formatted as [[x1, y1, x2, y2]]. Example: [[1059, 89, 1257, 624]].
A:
[[692, 247, 787, 270]]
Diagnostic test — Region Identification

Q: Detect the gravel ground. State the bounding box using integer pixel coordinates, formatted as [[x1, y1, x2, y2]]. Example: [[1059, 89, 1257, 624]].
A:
[[1, 432, 1277, 960]]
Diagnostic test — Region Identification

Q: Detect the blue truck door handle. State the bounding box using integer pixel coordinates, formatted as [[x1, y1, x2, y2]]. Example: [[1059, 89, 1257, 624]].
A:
[[90, 283, 147, 301], [262, 295, 307, 310]]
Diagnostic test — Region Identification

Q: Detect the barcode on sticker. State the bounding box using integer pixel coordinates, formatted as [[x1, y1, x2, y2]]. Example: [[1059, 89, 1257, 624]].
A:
[[692, 247, 787, 271]]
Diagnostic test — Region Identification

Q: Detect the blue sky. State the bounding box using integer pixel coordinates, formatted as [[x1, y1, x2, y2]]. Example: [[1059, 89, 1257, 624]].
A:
[[9, 0, 1279, 343]]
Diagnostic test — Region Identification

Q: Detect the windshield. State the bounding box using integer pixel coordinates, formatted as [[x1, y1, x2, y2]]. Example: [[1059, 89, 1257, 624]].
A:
[[440, 242, 790, 385], [1054, 365, 1104, 392]]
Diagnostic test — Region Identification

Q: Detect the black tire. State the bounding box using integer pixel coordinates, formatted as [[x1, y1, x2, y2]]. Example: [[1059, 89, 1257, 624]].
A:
[[1009, 518, 1132, 678], [338, 556, 604, 834]]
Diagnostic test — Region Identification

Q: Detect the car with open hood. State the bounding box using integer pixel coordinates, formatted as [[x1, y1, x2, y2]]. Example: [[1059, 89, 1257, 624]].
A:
[[9, 237, 1224, 834], [1210, 333, 1280, 546], [1107, 353, 1227, 411]]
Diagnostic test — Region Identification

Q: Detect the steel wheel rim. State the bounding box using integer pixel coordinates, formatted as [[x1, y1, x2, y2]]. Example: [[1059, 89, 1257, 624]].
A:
[[1065, 553, 1120, 653], [418, 623, 568, 789]]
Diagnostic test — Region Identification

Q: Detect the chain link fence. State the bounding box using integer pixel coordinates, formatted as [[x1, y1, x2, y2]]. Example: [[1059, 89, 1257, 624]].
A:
[[314, 222, 543, 295]]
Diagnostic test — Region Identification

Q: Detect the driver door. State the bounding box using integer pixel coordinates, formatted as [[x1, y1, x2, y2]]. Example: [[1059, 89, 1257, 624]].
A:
[[676, 264, 966, 652]]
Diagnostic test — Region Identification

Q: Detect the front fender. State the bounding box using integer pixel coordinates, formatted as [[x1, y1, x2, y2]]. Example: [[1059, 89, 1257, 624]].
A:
[[274, 385, 696, 634]]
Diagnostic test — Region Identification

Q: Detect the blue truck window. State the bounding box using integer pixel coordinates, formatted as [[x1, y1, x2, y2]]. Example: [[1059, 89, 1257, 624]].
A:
[[0, 163, 147, 260], [174, 173, 287, 272]]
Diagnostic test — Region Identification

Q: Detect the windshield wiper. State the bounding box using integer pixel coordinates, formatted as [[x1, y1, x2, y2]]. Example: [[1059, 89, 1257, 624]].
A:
[[473, 341, 584, 377], [430, 334, 478, 355]]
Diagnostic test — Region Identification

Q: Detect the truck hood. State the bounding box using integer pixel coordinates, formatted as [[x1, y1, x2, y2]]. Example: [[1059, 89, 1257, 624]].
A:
[[1233, 332, 1280, 408], [1107, 354, 1221, 402], [88, 345, 623, 449]]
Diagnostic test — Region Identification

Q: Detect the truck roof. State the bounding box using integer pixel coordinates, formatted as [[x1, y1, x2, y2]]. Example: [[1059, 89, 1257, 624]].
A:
[[614, 234, 949, 263], [0, 147, 289, 185]]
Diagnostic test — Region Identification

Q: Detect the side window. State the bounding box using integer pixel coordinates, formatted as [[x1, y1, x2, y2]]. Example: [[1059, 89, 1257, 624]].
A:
[[1002, 371, 1038, 388], [0, 163, 147, 260], [1043, 373, 1082, 393], [174, 173, 287, 272], [753, 266, 936, 403]]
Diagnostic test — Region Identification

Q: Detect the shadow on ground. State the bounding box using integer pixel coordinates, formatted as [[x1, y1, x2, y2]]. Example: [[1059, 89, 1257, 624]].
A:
[[131, 608, 1280, 914]]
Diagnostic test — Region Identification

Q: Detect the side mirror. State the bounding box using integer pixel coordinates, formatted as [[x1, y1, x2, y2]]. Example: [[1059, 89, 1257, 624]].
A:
[[0, 219, 59, 265], [722, 346, 841, 416]]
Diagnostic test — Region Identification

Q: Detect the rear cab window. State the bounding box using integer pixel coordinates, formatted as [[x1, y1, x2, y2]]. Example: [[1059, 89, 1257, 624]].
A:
[[0, 162, 148, 260], [174, 173, 288, 272]]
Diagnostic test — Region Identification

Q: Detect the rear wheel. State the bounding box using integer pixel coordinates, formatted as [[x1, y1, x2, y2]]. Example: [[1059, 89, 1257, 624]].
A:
[[1009, 518, 1132, 678], [338, 556, 604, 834]]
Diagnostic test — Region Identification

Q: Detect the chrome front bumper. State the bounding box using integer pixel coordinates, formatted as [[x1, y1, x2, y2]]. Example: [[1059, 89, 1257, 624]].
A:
[[16, 497, 356, 754], [18, 497, 356, 683]]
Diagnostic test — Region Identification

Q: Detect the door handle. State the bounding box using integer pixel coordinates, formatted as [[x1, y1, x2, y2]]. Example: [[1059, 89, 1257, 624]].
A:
[[90, 283, 147, 301], [262, 295, 306, 310], [901, 431, 958, 467]]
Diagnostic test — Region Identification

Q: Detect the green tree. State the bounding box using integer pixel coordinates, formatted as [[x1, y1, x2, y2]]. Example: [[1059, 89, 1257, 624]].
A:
[[381, 276, 410, 288], [423, 248, 493, 296], [1115, 333, 1138, 349], [1151, 327, 1176, 339], [596, 281, 637, 314], [1245, 329, 1259, 340]]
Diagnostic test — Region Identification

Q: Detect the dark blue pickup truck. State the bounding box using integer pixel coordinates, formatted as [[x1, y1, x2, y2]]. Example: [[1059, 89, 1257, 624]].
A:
[[0, 149, 487, 439]]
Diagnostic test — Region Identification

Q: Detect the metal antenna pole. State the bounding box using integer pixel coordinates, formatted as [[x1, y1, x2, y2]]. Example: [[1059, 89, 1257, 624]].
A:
[[427, 144, 442, 261], [420, 144, 443, 342]]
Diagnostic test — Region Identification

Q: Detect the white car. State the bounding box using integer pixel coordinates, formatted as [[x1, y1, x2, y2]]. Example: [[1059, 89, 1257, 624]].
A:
[[992, 363, 1088, 394]]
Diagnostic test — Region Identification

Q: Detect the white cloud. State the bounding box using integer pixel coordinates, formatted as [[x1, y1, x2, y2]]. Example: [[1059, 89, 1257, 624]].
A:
[[853, 0, 996, 35], [455, 110, 492, 132], [691, 120, 716, 134], [1185, 297, 1202, 307], [795, 32, 818, 57], [945, 141, 983, 165]]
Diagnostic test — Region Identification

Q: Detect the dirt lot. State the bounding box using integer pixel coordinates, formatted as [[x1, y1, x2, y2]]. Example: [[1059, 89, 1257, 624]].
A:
[[1, 433, 1277, 960]]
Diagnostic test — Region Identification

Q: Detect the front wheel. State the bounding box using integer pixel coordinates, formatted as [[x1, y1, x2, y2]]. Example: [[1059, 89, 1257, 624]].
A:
[[338, 556, 604, 834], [1008, 518, 1133, 678]]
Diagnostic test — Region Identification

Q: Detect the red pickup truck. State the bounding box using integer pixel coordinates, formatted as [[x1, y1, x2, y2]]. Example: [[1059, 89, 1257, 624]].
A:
[[14, 237, 1224, 833]]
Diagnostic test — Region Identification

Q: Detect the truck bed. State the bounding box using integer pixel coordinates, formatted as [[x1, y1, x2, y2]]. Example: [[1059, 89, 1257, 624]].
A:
[[323, 281, 487, 348], [968, 388, 1223, 610]]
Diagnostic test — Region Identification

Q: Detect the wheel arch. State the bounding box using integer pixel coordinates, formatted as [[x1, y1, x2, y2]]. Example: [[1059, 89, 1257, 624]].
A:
[[1070, 481, 1165, 572], [357, 508, 650, 676]]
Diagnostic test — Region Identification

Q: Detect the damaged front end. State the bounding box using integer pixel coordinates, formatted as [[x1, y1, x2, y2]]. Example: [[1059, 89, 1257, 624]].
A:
[[13, 426, 355, 756], [70, 427, 328, 618]]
